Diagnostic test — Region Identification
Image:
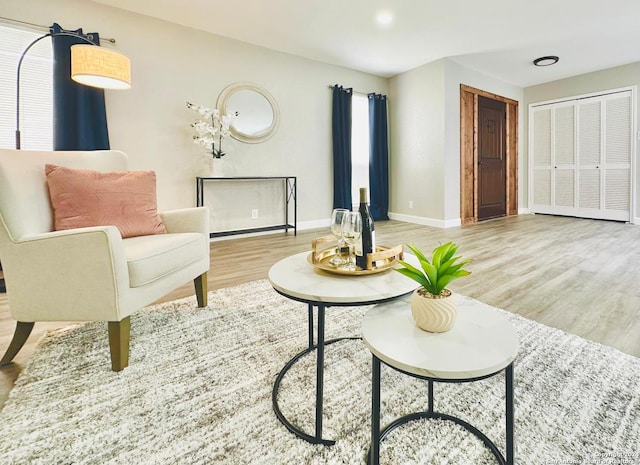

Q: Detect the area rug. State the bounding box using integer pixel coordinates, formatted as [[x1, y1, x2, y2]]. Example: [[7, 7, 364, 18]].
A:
[[0, 280, 638, 465]]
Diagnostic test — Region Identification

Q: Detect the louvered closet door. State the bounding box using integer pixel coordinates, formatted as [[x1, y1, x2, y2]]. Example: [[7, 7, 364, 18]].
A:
[[531, 103, 577, 215], [531, 107, 553, 213], [602, 93, 632, 221], [553, 104, 576, 216], [576, 99, 602, 217], [530, 89, 633, 222]]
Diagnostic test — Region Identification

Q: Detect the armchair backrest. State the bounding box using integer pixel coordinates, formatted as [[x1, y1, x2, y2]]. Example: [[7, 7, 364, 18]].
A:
[[0, 149, 127, 240]]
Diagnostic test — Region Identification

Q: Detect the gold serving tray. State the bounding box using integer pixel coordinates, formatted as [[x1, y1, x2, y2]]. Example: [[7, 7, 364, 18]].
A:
[[308, 235, 404, 276]]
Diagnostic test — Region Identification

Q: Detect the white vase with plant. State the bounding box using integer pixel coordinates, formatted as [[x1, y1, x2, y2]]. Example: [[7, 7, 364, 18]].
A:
[[186, 101, 236, 177], [395, 242, 471, 332]]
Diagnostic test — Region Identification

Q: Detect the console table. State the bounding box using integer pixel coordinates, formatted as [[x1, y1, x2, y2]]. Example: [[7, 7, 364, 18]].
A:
[[196, 176, 296, 238]]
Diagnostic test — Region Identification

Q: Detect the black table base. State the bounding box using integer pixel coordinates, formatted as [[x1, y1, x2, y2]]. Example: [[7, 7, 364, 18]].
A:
[[369, 356, 514, 465], [271, 302, 360, 445], [270, 287, 415, 446]]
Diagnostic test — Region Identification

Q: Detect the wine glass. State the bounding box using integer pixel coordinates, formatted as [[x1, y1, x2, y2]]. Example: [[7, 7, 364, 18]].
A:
[[341, 211, 362, 271], [329, 208, 349, 266]]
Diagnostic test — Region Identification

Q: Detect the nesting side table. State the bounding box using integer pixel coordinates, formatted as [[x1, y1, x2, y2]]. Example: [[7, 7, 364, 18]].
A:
[[268, 251, 420, 446], [362, 297, 519, 465]]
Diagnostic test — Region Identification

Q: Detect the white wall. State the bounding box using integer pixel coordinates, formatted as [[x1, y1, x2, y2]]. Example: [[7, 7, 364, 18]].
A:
[[388, 58, 524, 227], [2, 0, 388, 232], [388, 59, 446, 226]]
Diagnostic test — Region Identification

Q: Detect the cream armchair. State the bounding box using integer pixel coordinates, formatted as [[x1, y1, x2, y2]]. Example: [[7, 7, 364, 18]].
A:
[[0, 149, 210, 371]]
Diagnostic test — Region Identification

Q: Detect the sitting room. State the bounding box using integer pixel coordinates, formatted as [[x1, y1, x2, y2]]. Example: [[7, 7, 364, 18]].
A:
[[0, 1, 639, 463]]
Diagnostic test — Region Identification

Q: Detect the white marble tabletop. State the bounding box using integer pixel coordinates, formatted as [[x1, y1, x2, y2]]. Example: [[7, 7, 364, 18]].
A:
[[361, 296, 520, 380], [268, 251, 420, 305]]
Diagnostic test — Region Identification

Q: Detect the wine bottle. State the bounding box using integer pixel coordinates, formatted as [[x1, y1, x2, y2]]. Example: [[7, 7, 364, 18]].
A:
[[355, 187, 376, 270]]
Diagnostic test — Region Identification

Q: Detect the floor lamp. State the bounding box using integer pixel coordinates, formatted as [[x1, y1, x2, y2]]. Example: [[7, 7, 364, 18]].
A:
[[15, 30, 131, 149], [0, 31, 131, 293]]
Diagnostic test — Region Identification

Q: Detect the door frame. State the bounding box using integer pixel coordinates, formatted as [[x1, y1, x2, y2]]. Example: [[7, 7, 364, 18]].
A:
[[460, 84, 519, 225]]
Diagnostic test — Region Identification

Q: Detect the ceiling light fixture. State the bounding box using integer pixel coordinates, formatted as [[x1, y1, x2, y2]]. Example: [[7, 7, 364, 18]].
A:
[[376, 11, 393, 27], [533, 56, 559, 67]]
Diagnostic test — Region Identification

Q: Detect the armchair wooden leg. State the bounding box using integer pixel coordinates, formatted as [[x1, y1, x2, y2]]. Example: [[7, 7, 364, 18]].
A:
[[108, 317, 130, 372], [0, 321, 35, 366], [194, 272, 208, 307]]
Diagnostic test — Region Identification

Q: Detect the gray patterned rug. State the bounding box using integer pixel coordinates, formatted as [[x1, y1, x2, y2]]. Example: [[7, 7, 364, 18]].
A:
[[0, 280, 638, 464]]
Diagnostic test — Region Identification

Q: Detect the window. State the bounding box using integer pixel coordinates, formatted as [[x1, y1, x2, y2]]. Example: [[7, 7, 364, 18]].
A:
[[0, 23, 53, 150], [350, 93, 370, 206]]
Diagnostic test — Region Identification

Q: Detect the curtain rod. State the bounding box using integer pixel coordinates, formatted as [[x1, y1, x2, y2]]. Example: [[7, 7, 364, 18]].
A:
[[328, 85, 371, 96], [0, 16, 116, 44]]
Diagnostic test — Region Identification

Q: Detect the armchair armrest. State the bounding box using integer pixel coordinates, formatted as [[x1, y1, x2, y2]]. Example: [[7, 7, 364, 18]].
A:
[[160, 207, 209, 235], [3, 226, 130, 321], [159, 207, 210, 258]]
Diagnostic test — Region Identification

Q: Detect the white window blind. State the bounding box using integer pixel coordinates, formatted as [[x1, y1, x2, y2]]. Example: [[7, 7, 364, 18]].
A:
[[351, 93, 370, 206], [0, 23, 53, 150]]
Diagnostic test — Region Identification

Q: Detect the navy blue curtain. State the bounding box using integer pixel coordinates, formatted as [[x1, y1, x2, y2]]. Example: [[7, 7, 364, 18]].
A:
[[332, 85, 353, 210], [50, 23, 110, 150], [368, 93, 389, 220]]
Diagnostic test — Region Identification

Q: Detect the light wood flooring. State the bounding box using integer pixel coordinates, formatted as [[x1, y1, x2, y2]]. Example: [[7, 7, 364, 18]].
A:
[[1, 214, 639, 410]]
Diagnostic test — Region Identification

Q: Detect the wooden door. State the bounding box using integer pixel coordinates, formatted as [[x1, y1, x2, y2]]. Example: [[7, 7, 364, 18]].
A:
[[478, 96, 507, 220], [460, 85, 518, 225]]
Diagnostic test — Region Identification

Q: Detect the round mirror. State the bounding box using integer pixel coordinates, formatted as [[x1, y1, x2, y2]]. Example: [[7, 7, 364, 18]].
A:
[[217, 82, 279, 143]]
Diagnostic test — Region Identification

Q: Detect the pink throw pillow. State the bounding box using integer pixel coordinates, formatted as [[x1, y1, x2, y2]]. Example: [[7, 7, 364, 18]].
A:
[[45, 164, 167, 238]]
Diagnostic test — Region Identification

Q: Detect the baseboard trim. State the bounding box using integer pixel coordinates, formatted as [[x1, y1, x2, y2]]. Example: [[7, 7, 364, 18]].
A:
[[388, 212, 460, 229]]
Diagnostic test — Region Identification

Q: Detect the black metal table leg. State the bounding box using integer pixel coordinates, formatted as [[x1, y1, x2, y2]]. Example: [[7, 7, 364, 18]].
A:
[[315, 304, 326, 441], [370, 355, 381, 465], [307, 304, 314, 348], [506, 364, 515, 465]]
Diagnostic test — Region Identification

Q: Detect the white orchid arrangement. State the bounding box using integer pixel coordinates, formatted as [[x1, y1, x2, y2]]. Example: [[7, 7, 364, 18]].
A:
[[186, 101, 237, 158]]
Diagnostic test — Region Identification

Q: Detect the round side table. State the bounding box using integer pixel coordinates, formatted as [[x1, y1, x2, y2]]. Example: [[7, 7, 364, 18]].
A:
[[362, 296, 519, 465], [268, 251, 419, 445]]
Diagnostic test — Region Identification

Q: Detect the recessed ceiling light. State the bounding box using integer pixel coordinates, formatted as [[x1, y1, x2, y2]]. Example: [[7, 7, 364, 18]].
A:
[[376, 11, 393, 26], [533, 56, 559, 67]]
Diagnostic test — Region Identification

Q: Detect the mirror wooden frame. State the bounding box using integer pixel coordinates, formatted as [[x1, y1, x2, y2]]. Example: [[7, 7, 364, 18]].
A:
[[217, 82, 280, 144]]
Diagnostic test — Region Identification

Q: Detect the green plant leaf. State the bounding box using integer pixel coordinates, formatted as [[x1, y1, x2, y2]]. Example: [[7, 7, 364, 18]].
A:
[[431, 243, 445, 268], [394, 265, 430, 289], [405, 243, 430, 264], [404, 243, 437, 289], [435, 270, 468, 291], [397, 259, 424, 277], [447, 260, 471, 276], [440, 243, 458, 264], [422, 261, 438, 289], [438, 255, 461, 276]]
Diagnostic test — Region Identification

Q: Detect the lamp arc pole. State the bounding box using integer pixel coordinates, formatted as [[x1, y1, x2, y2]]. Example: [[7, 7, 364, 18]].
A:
[[15, 31, 96, 150]]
